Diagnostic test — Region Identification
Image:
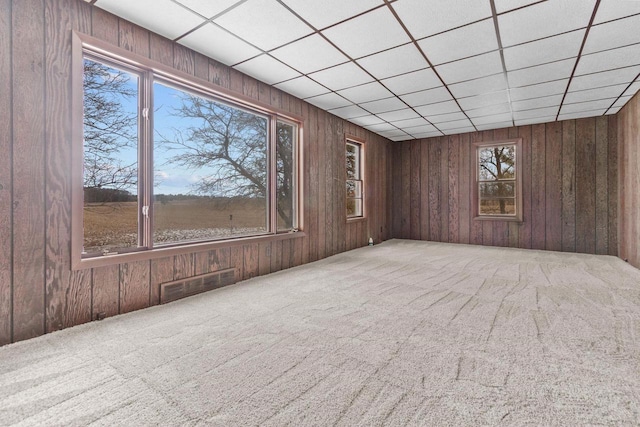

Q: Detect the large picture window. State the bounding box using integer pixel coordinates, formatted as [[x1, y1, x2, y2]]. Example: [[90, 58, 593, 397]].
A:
[[473, 139, 522, 221], [74, 38, 300, 266]]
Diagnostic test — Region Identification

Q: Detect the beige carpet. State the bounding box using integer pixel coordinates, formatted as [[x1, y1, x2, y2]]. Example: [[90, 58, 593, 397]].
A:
[[1, 240, 640, 426]]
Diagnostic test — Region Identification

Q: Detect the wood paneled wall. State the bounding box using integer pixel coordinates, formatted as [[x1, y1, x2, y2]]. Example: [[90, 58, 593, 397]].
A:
[[0, 0, 393, 345], [391, 118, 619, 255], [618, 92, 640, 269]]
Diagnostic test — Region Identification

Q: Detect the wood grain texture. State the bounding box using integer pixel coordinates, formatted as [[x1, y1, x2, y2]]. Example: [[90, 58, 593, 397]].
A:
[[174, 253, 194, 280], [0, 0, 13, 345], [448, 135, 460, 243], [12, 0, 46, 342], [118, 20, 149, 57], [173, 44, 194, 75], [91, 6, 118, 44], [607, 115, 618, 257], [595, 116, 609, 255], [440, 137, 449, 242], [576, 118, 596, 254], [469, 132, 483, 246], [545, 121, 562, 252], [120, 260, 150, 313], [243, 244, 259, 280], [92, 265, 119, 319], [530, 124, 546, 250], [420, 138, 430, 240], [428, 141, 441, 242], [258, 242, 271, 276], [561, 120, 576, 252], [400, 142, 411, 238], [507, 127, 520, 248], [150, 257, 173, 306], [149, 33, 173, 67], [410, 140, 421, 240], [458, 134, 470, 244], [618, 92, 639, 267]]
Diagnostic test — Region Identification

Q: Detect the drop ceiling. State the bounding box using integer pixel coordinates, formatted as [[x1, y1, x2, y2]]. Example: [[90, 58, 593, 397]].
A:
[[91, 0, 640, 141]]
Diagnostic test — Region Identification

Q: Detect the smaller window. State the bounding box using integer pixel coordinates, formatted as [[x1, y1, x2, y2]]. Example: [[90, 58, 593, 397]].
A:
[[473, 139, 522, 222], [346, 139, 364, 219]]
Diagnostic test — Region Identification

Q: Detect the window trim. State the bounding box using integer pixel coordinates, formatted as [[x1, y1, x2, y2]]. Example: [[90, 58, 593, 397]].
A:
[[71, 31, 304, 270], [345, 136, 365, 221], [472, 138, 523, 222]]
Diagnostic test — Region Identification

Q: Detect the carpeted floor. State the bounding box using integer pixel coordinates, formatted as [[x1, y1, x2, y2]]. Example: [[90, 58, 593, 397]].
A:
[[1, 240, 640, 426]]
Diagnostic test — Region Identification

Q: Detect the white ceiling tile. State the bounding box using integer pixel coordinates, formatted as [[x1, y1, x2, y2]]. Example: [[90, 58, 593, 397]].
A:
[[458, 91, 510, 110], [436, 51, 504, 84], [430, 111, 469, 123], [270, 34, 349, 74], [558, 110, 607, 120], [448, 74, 508, 98], [389, 135, 414, 141], [399, 86, 453, 107], [356, 44, 427, 79], [381, 68, 441, 94], [177, 0, 243, 18], [512, 95, 563, 111], [565, 83, 629, 104], [391, 117, 431, 128], [330, 104, 370, 120], [472, 113, 513, 125], [305, 92, 351, 110], [308, 62, 374, 90], [322, 7, 410, 58], [337, 82, 394, 103], [410, 130, 443, 138], [514, 115, 556, 126], [392, 0, 492, 39], [593, 0, 640, 24], [611, 95, 632, 109], [494, 0, 542, 14], [274, 76, 329, 99], [437, 119, 474, 130], [510, 79, 569, 101], [576, 43, 640, 75], [234, 55, 300, 85], [417, 19, 498, 65], [214, 0, 313, 51], [513, 106, 558, 120], [624, 81, 640, 97], [584, 15, 640, 54], [97, 0, 205, 40], [466, 103, 512, 118], [366, 122, 399, 132], [571, 66, 640, 91], [402, 123, 437, 133], [379, 129, 411, 138], [349, 115, 386, 127], [476, 121, 514, 131], [282, 0, 383, 29], [503, 30, 584, 70], [561, 98, 616, 114], [498, 0, 596, 46], [507, 59, 574, 87], [377, 108, 421, 122], [179, 23, 261, 65], [414, 100, 461, 116], [360, 97, 407, 113]]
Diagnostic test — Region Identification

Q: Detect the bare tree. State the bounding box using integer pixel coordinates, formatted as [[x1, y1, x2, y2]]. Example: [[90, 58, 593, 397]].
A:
[[479, 146, 515, 214], [83, 59, 138, 193], [159, 94, 295, 225]]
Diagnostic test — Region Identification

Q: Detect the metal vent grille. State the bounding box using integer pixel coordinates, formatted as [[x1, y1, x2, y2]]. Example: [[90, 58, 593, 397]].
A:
[[160, 267, 236, 304]]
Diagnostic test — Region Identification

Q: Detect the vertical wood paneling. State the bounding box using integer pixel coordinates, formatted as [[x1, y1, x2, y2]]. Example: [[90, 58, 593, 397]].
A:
[[45, 0, 92, 334], [518, 126, 532, 249], [149, 33, 173, 67], [410, 141, 421, 240], [400, 142, 411, 238], [469, 132, 483, 245], [531, 124, 546, 250], [230, 246, 243, 282], [0, 0, 13, 345], [420, 139, 430, 240], [545, 121, 562, 251], [12, 0, 46, 342], [92, 265, 119, 319], [118, 20, 149, 57], [174, 253, 194, 280], [440, 137, 449, 242], [243, 244, 259, 279], [507, 127, 520, 248], [120, 260, 149, 313], [480, 131, 494, 247], [448, 135, 459, 243], [428, 141, 441, 241], [258, 242, 271, 276], [491, 129, 509, 247], [618, 93, 639, 267], [561, 120, 576, 252], [458, 134, 470, 244], [316, 110, 327, 259], [392, 142, 402, 237], [607, 115, 618, 257], [271, 240, 282, 272], [173, 44, 195, 75], [194, 52, 209, 81], [576, 118, 596, 254], [150, 257, 173, 306], [595, 116, 609, 255], [91, 7, 118, 44]]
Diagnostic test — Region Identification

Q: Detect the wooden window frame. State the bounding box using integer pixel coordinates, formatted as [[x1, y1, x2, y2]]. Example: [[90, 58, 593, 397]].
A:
[[71, 32, 304, 270], [472, 138, 523, 222], [346, 136, 365, 221]]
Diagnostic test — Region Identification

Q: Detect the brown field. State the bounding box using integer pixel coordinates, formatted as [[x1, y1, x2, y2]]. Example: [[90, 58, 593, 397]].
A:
[[84, 198, 267, 253]]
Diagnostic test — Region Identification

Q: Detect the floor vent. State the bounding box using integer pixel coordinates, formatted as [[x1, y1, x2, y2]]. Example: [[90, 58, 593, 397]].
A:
[[160, 268, 236, 304]]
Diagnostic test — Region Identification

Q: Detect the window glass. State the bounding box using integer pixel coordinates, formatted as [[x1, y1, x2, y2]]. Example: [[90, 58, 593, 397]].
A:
[[477, 145, 517, 217], [153, 81, 268, 245], [82, 58, 140, 254], [276, 121, 296, 231], [346, 140, 363, 218]]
